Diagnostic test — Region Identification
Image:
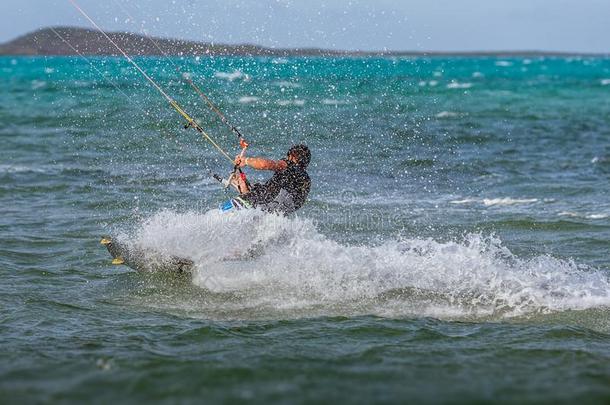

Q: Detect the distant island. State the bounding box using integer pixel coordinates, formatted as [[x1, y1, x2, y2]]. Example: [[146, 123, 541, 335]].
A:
[[0, 27, 605, 57]]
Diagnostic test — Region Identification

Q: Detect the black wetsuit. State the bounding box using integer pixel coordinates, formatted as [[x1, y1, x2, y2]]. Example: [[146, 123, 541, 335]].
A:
[[242, 159, 311, 214]]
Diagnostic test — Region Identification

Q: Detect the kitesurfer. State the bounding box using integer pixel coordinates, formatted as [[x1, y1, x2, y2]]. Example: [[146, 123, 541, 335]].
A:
[[222, 144, 311, 215]]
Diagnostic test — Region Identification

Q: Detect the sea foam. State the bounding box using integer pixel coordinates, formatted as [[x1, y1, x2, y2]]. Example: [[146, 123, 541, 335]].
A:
[[450, 197, 539, 206], [120, 209, 610, 320], [215, 70, 250, 82], [322, 99, 349, 106], [238, 96, 259, 104], [558, 211, 609, 220], [446, 81, 473, 90], [0, 164, 48, 174], [277, 99, 305, 106], [435, 111, 459, 119]]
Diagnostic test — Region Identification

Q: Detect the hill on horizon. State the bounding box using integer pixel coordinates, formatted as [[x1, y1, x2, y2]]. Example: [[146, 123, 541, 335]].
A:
[[0, 27, 604, 57]]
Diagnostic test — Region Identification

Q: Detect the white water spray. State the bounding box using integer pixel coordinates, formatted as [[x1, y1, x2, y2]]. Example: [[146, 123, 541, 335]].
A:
[[121, 209, 610, 320]]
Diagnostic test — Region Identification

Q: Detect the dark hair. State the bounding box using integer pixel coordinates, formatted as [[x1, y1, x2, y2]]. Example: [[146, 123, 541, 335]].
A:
[[288, 144, 311, 168]]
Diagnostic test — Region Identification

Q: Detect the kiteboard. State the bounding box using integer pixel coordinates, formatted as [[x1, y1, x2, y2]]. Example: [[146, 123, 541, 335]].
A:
[[100, 237, 194, 274]]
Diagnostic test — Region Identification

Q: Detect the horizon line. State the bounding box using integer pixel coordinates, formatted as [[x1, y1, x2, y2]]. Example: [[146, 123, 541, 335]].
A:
[[2, 26, 609, 57]]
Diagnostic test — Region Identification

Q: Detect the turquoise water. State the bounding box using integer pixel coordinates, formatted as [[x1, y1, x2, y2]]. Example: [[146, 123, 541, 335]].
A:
[[1, 55, 610, 403]]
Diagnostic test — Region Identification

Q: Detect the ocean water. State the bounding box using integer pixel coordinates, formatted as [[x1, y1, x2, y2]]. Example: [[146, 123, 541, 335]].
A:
[[1, 55, 610, 403]]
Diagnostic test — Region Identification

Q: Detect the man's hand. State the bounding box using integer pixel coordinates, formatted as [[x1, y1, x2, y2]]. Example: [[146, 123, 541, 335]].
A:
[[234, 155, 246, 168]]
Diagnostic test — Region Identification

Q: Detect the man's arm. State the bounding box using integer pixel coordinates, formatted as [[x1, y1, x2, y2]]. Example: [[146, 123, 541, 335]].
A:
[[235, 156, 287, 171]]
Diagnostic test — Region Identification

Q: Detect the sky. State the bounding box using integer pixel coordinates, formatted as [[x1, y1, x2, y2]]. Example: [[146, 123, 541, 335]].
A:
[[2, 0, 610, 52]]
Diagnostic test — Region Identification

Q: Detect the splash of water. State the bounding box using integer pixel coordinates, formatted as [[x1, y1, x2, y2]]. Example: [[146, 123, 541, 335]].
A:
[[121, 209, 610, 320]]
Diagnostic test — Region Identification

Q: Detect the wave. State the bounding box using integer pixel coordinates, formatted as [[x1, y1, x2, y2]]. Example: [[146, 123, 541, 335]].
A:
[[446, 81, 473, 90], [119, 210, 610, 321], [274, 81, 301, 88], [435, 111, 459, 119], [0, 164, 49, 174], [277, 99, 305, 106], [482, 198, 539, 206], [558, 211, 609, 220], [322, 99, 349, 106], [591, 155, 610, 165], [450, 197, 539, 206], [214, 70, 250, 82], [418, 80, 439, 87], [238, 96, 259, 104], [31, 80, 47, 90], [601, 79, 610, 86]]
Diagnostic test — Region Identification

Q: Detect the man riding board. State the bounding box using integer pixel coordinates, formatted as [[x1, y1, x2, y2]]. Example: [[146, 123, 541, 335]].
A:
[[220, 144, 311, 215]]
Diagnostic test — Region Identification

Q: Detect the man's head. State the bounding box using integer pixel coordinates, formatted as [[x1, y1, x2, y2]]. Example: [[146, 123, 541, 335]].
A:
[[287, 144, 311, 168]]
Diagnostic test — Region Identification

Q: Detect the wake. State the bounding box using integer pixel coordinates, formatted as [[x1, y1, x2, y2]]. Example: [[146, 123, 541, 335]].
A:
[[118, 209, 610, 320]]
